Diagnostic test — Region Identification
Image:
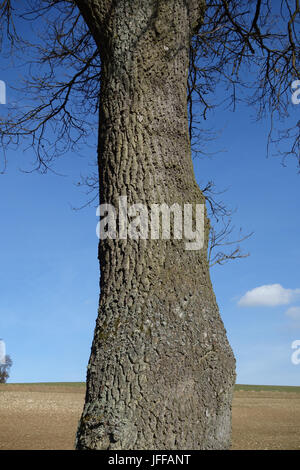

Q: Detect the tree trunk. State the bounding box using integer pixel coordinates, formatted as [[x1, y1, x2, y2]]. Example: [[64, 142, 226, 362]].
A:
[[75, 0, 236, 450]]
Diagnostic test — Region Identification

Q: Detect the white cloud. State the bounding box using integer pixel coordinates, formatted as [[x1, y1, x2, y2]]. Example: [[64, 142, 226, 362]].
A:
[[285, 306, 300, 319], [238, 284, 300, 307]]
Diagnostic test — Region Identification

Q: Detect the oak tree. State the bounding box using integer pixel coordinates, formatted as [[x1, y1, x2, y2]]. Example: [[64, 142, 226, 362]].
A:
[[0, 0, 298, 449]]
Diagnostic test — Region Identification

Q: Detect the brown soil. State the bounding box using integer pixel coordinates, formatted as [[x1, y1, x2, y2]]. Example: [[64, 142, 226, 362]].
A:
[[0, 384, 299, 450]]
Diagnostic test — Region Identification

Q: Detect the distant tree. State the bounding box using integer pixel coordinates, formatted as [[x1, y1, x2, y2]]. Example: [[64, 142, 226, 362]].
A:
[[0, 355, 13, 384]]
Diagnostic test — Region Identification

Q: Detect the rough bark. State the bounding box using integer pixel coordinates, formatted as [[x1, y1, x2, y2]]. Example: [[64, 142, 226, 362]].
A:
[[75, 0, 236, 450]]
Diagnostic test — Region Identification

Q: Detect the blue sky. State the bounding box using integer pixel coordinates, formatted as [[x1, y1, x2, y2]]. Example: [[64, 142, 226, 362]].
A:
[[194, 103, 300, 386], [0, 12, 300, 386]]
